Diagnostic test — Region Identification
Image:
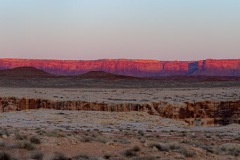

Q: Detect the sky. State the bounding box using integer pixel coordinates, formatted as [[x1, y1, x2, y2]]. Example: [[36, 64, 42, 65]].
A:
[[0, 0, 239, 61]]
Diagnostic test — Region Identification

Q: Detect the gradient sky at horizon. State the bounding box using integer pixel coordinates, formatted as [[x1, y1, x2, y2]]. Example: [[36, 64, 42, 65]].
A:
[[0, 0, 239, 60]]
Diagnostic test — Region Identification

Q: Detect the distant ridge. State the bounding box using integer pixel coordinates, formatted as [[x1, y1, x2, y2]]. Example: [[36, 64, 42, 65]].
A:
[[0, 58, 239, 77]]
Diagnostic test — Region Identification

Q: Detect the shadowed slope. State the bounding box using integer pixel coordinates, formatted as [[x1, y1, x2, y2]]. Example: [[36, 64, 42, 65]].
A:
[[77, 71, 141, 80], [0, 67, 55, 77]]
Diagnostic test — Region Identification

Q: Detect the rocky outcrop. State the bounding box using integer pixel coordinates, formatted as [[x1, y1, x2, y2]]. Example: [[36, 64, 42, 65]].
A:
[[0, 58, 239, 77], [0, 97, 239, 126]]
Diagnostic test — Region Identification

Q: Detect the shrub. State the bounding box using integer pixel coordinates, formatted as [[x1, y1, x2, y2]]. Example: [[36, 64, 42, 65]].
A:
[[72, 153, 89, 160], [112, 138, 130, 144], [123, 146, 141, 157], [234, 136, 240, 141], [169, 142, 181, 150], [46, 131, 66, 137], [132, 146, 141, 152], [0, 129, 9, 137], [178, 147, 195, 157], [103, 153, 111, 159], [218, 144, 240, 156], [0, 152, 12, 160], [124, 150, 137, 157], [149, 143, 170, 152], [31, 151, 44, 160], [15, 133, 27, 140], [79, 136, 93, 142], [94, 136, 108, 143], [0, 141, 5, 147], [17, 141, 35, 150], [52, 152, 70, 160], [30, 136, 41, 144], [132, 156, 156, 160], [138, 130, 144, 136]]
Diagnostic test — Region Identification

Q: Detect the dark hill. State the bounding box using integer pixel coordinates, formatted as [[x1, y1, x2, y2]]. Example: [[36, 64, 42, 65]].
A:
[[77, 71, 141, 80], [0, 67, 55, 77]]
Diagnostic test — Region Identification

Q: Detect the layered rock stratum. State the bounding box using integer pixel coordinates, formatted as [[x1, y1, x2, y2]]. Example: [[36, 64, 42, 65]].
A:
[[0, 58, 239, 77], [0, 97, 239, 126]]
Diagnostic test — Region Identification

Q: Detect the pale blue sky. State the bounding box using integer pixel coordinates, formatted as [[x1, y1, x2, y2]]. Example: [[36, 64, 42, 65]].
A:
[[0, 0, 239, 60]]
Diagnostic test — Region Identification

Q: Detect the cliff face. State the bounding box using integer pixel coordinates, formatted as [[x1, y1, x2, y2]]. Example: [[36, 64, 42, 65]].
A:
[[0, 97, 239, 126], [0, 58, 239, 77]]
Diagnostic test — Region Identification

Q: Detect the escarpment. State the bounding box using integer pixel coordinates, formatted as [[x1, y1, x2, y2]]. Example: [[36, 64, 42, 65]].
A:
[[0, 97, 239, 126], [0, 58, 239, 76]]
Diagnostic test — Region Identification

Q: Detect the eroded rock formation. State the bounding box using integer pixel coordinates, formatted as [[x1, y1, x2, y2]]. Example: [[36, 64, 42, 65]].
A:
[[0, 58, 239, 77], [0, 97, 239, 126]]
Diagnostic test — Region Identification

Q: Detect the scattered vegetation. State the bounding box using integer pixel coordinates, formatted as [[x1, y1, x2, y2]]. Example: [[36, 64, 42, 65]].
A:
[[138, 130, 144, 136], [149, 141, 195, 157], [46, 131, 66, 137], [103, 153, 112, 159], [30, 136, 41, 144], [0, 128, 10, 137], [72, 154, 89, 160], [0, 140, 5, 147], [52, 152, 70, 160], [31, 151, 44, 160], [15, 133, 27, 140], [169, 142, 181, 150], [178, 147, 195, 157], [0, 152, 12, 160], [123, 146, 141, 157], [17, 141, 35, 150], [132, 146, 141, 152], [149, 143, 170, 152], [35, 130, 47, 135], [132, 156, 156, 160], [217, 144, 240, 156], [123, 149, 137, 157], [79, 136, 93, 142], [113, 138, 130, 144]]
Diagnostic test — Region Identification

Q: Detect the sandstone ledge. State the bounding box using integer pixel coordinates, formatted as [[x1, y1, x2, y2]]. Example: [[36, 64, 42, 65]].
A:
[[0, 97, 239, 126]]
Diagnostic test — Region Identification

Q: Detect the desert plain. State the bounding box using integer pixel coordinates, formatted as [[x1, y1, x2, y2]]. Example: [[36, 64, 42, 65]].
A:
[[0, 69, 239, 160]]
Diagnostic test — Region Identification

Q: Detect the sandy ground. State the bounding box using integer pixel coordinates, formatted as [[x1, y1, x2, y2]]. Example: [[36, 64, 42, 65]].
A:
[[0, 109, 239, 160], [0, 109, 239, 133], [0, 87, 239, 104], [0, 110, 188, 132]]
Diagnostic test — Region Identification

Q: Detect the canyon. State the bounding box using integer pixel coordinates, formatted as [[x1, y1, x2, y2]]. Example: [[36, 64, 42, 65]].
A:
[[0, 60, 239, 159], [0, 58, 240, 77], [0, 97, 240, 126]]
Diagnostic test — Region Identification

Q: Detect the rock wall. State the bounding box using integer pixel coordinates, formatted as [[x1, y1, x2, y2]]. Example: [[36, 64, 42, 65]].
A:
[[0, 58, 239, 77], [0, 97, 239, 126]]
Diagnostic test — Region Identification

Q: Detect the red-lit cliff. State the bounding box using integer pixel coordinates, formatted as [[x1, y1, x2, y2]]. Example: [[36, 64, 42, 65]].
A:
[[0, 58, 239, 77]]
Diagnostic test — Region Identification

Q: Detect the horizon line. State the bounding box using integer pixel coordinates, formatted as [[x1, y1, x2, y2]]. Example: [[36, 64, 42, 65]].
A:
[[1, 57, 239, 62]]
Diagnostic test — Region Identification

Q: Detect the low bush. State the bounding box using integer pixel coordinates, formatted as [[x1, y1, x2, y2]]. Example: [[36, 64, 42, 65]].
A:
[[149, 143, 170, 152], [46, 131, 66, 137], [31, 151, 44, 160], [17, 141, 35, 150], [0, 152, 12, 160], [218, 144, 240, 156], [72, 153, 89, 160], [30, 136, 41, 144], [52, 152, 70, 160], [15, 133, 27, 140], [124, 149, 137, 157], [0, 141, 5, 147], [178, 147, 195, 157], [103, 153, 112, 159]]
